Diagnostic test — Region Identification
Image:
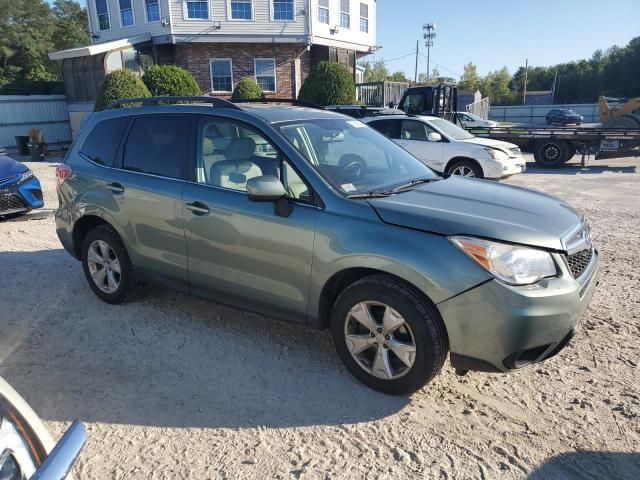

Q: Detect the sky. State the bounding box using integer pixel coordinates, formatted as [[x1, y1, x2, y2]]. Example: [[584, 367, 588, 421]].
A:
[[373, 0, 640, 79]]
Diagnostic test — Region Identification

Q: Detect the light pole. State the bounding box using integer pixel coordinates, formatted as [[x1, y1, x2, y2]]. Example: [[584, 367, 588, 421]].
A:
[[423, 23, 436, 82]]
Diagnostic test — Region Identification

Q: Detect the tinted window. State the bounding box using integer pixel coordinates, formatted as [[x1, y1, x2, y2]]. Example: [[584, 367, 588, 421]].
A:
[[122, 116, 190, 179], [80, 117, 129, 166], [368, 119, 399, 138]]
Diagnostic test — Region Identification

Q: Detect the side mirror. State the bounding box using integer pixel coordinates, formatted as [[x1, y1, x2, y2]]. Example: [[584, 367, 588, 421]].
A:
[[246, 175, 286, 202], [428, 132, 442, 142]]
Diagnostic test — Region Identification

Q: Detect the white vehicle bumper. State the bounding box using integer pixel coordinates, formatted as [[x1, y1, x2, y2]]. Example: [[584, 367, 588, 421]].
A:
[[484, 156, 527, 179]]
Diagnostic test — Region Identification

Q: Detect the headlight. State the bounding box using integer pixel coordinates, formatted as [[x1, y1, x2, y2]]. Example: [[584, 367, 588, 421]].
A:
[[450, 236, 557, 285], [18, 171, 33, 183], [484, 148, 508, 160]]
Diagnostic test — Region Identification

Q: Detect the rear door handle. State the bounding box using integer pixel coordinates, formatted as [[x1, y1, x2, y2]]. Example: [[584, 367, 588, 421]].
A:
[[106, 182, 124, 194], [185, 201, 210, 216]]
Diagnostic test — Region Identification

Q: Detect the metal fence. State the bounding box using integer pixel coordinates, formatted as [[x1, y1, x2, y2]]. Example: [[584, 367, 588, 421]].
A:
[[466, 98, 490, 119], [0, 95, 72, 150], [488, 103, 601, 125], [355, 81, 410, 107]]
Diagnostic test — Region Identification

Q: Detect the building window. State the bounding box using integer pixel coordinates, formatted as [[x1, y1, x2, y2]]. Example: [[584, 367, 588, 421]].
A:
[[185, 0, 209, 19], [119, 0, 134, 27], [145, 0, 160, 22], [210, 59, 233, 92], [340, 0, 350, 29], [230, 0, 252, 19], [359, 3, 368, 32], [254, 58, 276, 92], [318, 0, 329, 24], [273, 0, 294, 21], [95, 0, 110, 30]]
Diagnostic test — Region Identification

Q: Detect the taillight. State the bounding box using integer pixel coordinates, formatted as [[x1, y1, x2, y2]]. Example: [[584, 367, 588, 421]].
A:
[[56, 163, 72, 188]]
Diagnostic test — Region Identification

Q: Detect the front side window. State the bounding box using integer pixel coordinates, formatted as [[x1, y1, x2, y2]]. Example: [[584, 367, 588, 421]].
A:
[[255, 58, 276, 92], [95, 0, 110, 30], [210, 59, 233, 92], [80, 118, 130, 167], [340, 0, 350, 28], [122, 116, 190, 179], [145, 0, 160, 22], [359, 2, 368, 32], [428, 118, 474, 140], [119, 0, 134, 27], [230, 0, 252, 19], [185, 0, 209, 19], [368, 119, 399, 139], [273, 0, 294, 20], [318, 0, 329, 23], [277, 118, 438, 196], [400, 120, 435, 141]]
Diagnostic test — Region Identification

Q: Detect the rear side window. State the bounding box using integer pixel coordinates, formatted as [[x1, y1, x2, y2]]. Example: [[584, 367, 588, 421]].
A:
[[79, 117, 129, 166], [368, 119, 399, 138], [122, 116, 190, 179]]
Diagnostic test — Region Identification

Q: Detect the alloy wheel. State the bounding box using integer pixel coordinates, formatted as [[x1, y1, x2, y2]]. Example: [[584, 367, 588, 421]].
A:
[[86, 240, 121, 294], [343, 301, 416, 380], [451, 165, 476, 177]]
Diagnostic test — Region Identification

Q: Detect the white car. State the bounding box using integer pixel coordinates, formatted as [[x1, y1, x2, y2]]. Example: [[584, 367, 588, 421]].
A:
[[362, 115, 526, 179], [456, 112, 499, 128]]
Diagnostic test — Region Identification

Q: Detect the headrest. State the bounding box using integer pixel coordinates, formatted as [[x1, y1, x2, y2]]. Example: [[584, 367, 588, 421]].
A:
[[202, 137, 215, 155], [226, 137, 256, 160]]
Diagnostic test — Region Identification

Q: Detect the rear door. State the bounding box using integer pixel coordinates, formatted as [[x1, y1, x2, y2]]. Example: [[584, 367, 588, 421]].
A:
[[395, 120, 445, 170], [108, 114, 193, 291]]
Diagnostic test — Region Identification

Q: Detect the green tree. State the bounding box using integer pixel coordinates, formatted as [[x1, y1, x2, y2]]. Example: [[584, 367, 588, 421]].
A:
[[142, 64, 201, 96], [458, 63, 480, 91], [479, 67, 513, 105], [359, 59, 389, 82], [52, 0, 89, 51], [95, 69, 150, 111], [231, 77, 264, 101], [387, 71, 409, 82], [299, 61, 356, 106]]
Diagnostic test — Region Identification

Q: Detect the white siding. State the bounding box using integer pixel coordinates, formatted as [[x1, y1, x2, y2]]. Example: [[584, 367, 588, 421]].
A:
[[169, 0, 306, 38], [87, 0, 171, 43], [309, 0, 375, 51]]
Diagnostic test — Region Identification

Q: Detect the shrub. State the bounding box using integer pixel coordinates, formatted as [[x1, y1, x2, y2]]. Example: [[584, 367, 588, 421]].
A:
[[95, 70, 150, 111], [231, 77, 265, 101], [0, 80, 64, 95], [142, 64, 201, 97], [298, 61, 356, 106]]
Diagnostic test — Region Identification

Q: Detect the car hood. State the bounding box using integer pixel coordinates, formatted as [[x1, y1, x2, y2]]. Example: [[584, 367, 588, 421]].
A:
[[367, 177, 581, 251], [459, 137, 518, 151], [0, 154, 28, 176]]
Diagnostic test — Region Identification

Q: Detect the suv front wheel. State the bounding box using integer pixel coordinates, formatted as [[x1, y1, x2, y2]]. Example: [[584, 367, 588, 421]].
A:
[[330, 275, 448, 395], [81, 225, 146, 304]]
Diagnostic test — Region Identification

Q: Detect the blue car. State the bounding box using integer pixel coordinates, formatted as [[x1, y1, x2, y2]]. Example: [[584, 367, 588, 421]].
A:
[[0, 154, 44, 217]]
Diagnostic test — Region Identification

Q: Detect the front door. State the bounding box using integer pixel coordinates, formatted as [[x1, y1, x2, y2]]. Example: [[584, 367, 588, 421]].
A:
[[182, 117, 318, 323], [395, 120, 445, 171]]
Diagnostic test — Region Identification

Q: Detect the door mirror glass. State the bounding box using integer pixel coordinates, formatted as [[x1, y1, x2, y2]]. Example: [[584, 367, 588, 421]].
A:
[[428, 132, 442, 142], [246, 175, 286, 202]]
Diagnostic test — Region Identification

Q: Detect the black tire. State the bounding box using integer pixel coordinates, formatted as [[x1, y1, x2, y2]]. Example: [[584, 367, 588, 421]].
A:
[[533, 140, 570, 167], [446, 159, 484, 178], [81, 225, 146, 304], [330, 275, 448, 395]]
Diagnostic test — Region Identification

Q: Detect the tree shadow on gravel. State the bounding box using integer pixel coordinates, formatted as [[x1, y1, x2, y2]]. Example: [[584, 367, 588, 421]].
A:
[[528, 451, 640, 480], [0, 249, 409, 429]]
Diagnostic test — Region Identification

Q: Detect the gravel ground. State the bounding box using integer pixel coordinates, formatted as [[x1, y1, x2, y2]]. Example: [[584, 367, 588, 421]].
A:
[[1, 155, 639, 479]]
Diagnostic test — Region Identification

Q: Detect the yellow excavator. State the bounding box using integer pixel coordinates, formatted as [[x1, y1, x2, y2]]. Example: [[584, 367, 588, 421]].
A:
[[599, 96, 640, 128]]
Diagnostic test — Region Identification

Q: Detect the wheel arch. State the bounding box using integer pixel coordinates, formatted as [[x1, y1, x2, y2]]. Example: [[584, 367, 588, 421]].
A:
[[71, 214, 119, 259]]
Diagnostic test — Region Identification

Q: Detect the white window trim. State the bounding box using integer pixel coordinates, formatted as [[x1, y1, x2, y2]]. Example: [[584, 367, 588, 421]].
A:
[[118, 0, 136, 28], [254, 58, 277, 93], [318, 0, 329, 24], [270, 0, 296, 22], [226, 0, 254, 21], [210, 58, 234, 93], [95, 0, 112, 31], [183, 0, 211, 21], [340, 0, 350, 29], [144, 0, 162, 24]]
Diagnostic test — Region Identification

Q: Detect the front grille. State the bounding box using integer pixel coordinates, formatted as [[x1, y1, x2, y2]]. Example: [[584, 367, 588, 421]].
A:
[[566, 248, 593, 279], [0, 192, 27, 214]]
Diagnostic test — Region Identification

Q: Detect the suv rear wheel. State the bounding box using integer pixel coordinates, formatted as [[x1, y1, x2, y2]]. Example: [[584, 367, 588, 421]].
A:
[[81, 225, 146, 304], [330, 275, 448, 395]]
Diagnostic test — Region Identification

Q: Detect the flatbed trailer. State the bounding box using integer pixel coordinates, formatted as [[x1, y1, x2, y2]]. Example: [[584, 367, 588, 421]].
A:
[[465, 125, 640, 167]]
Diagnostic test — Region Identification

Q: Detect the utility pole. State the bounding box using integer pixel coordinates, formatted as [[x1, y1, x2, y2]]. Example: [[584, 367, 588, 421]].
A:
[[423, 23, 436, 82], [414, 40, 419, 83], [522, 58, 528, 105]]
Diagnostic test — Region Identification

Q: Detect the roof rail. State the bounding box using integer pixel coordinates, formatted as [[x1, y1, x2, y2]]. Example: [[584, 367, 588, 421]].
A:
[[106, 96, 242, 110], [230, 98, 324, 110], [325, 105, 403, 119]]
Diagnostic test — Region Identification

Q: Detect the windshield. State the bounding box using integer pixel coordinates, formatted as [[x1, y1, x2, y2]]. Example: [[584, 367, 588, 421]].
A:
[[275, 118, 438, 196], [561, 109, 578, 115], [427, 118, 475, 140]]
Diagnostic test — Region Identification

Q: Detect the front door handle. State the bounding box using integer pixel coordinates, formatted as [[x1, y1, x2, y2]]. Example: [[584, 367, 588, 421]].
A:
[[106, 182, 124, 194], [185, 201, 210, 216]]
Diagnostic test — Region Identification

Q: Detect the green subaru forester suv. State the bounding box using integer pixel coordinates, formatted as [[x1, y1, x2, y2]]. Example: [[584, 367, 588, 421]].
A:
[[55, 97, 599, 395]]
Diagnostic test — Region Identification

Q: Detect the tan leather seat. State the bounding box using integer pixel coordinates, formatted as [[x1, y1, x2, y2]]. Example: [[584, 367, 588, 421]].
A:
[[210, 160, 262, 191], [198, 137, 227, 183]]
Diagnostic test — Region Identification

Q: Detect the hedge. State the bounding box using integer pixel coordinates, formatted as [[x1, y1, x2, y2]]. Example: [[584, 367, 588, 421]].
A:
[[95, 70, 150, 111], [231, 77, 265, 101], [298, 61, 356, 106], [142, 64, 201, 97]]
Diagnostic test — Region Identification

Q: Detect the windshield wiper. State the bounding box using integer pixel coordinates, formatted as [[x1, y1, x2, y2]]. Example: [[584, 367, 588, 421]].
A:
[[346, 190, 395, 199], [390, 176, 440, 193]]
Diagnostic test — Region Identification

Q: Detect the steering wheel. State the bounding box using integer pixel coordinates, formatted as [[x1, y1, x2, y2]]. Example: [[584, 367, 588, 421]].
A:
[[338, 161, 364, 182]]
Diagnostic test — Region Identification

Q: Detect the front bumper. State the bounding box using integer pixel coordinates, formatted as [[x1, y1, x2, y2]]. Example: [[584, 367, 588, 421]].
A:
[[484, 156, 527, 179], [438, 248, 599, 372], [0, 176, 44, 215]]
